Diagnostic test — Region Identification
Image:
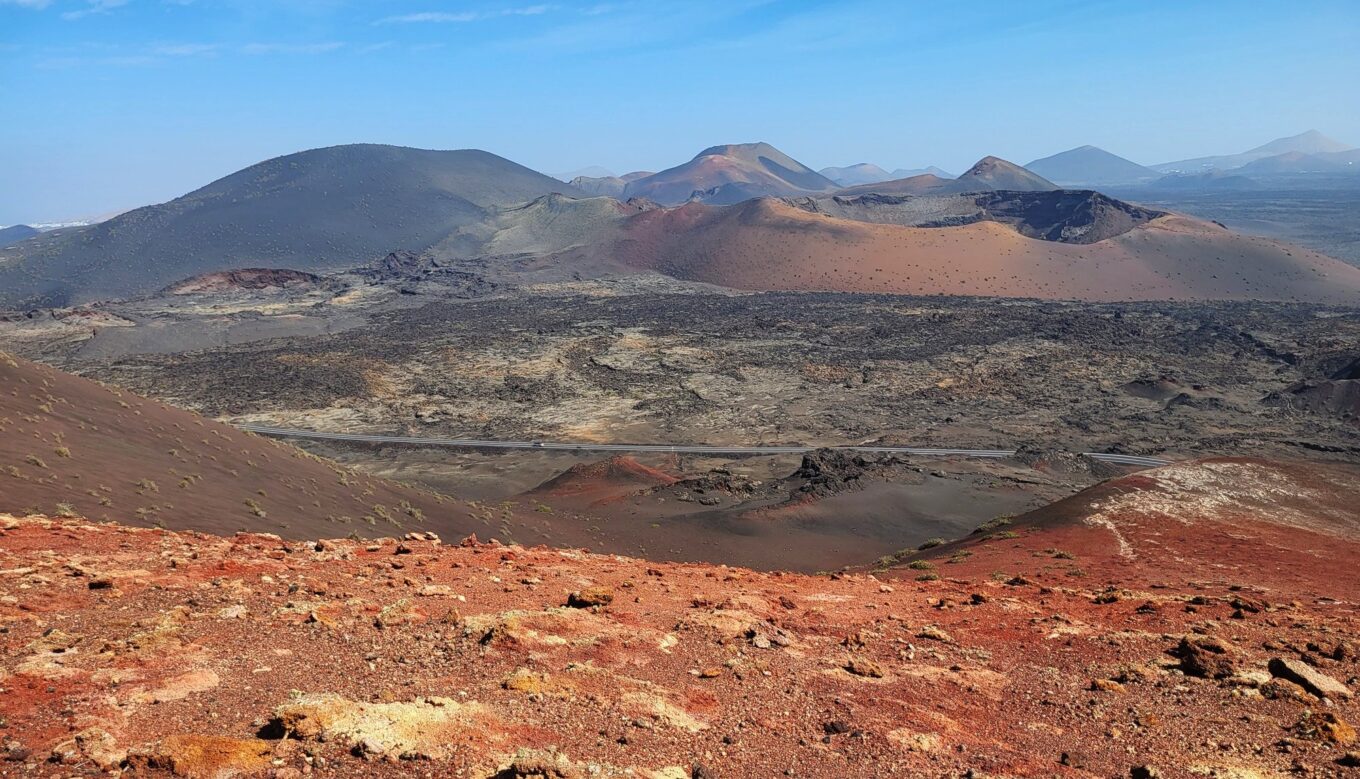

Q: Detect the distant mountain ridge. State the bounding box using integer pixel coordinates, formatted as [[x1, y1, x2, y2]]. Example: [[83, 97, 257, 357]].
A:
[[819, 163, 894, 187], [1153, 130, 1356, 173], [836, 156, 1057, 196], [820, 163, 956, 187]]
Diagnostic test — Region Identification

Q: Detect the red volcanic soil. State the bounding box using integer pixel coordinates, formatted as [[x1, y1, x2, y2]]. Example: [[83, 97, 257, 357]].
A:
[[3, 468, 1358, 777], [530, 455, 679, 505], [0, 350, 587, 544], [567, 198, 1360, 303], [901, 457, 1360, 601]]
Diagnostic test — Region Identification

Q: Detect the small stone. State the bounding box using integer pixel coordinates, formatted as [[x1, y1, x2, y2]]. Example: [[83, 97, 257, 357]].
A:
[[88, 576, 115, 590], [845, 658, 885, 678], [1060, 751, 1086, 768], [1090, 679, 1126, 693], [916, 625, 953, 643], [1130, 766, 1160, 779], [566, 587, 613, 609], [1093, 589, 1121, 604]]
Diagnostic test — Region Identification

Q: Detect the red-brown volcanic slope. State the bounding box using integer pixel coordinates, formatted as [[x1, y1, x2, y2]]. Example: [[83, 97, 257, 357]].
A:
[[902, 457, 1360, 599], [0, 351, 585, 544], [580, 199, 1360, 303], [3, 457, 1357, 777], [530, 455, 679, 505]]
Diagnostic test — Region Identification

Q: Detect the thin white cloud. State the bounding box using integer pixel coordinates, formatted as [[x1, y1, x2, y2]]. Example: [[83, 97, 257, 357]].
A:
[[240, 41, 345, 54], [0, 0, 55, 9], [61, 0, 128, 20], [381, 11, 477, 24], [376, 4, 551, 25], [152, 42, 220, 56]]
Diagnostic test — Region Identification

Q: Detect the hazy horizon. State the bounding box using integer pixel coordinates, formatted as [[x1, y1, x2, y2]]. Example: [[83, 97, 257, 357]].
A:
[[2, 0, 1358, 225]]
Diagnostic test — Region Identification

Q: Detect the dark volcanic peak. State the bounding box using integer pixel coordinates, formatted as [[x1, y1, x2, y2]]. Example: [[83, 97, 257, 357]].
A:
[[0, 144, 582, 308], [621, 142, 837, 205], [957, 156, 1058, 192], [1023, 145, 1159, 186], [0, 224, 40, 248]]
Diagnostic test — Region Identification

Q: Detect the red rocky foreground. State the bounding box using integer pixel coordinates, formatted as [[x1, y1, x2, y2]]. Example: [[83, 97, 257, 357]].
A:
[[1, 506, 1357, 778]]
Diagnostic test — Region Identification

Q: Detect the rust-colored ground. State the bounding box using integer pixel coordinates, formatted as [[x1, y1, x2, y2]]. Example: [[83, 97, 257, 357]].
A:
[[3, 456, 1358, 778]]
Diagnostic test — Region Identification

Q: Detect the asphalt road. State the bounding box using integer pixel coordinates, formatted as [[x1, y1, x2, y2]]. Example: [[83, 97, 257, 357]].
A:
[[235, 424, 1172, 468]]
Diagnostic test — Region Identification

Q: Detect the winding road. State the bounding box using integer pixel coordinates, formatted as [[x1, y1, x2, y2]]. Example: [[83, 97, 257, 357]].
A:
[[235, 424, 1172, 468]]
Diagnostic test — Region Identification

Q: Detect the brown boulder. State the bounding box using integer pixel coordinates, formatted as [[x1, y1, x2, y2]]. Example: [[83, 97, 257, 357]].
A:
[[1176, 636, 1238, 679]]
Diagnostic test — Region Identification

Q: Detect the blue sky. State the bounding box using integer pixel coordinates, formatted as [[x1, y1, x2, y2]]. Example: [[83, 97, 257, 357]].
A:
[[1, 0, 1357, 224]]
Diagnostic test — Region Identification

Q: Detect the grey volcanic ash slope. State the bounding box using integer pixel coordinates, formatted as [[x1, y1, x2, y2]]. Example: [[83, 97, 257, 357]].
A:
[[0, 144, 582, 308]]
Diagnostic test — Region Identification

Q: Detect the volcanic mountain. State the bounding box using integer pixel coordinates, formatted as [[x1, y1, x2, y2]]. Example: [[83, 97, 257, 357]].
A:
[[0, 224, 39, 248], [540, 194, 1360, 303], [835, 156, 1058, 196], [1024, 145, 1159, 186], [1154, 129, 1355, 173], [819, 163, 895, 187], [0, 144, 582, 308], [954, 156, 1058, 191], [621, 142, 839, 205]]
